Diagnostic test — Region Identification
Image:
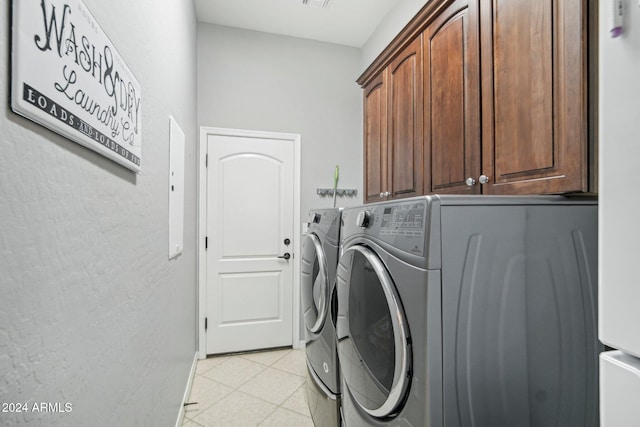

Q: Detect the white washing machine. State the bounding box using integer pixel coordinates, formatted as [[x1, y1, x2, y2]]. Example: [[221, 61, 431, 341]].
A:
[[336, 195, 601, 426], [301, 208, 342, 427]]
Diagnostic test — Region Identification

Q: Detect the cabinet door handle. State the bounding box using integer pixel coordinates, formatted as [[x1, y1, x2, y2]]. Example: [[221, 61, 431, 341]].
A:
[[465, 177, 476, 187], [479, 175, 490, 184]]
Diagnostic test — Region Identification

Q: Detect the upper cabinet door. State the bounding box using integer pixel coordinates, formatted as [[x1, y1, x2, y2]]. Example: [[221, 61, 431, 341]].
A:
[[423, 0, 481, 195], [363, 71, 388, 203], [387, 36, 424, 200], [480, 0, 587, 194]]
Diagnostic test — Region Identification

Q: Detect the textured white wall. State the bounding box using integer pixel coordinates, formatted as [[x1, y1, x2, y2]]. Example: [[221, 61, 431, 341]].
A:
[[197, 23, 364, 219], [0, 0, 198, 425]]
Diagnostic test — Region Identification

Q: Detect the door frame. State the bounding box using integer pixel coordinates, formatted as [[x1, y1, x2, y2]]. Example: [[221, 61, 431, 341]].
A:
[[197, 127, 302, 359]]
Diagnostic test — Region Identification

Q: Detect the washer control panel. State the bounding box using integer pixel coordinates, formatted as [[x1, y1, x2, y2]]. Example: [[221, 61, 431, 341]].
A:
[[380, 202, 426, 238], [379, 201, 426, 256], [344, 200, 427, 257]]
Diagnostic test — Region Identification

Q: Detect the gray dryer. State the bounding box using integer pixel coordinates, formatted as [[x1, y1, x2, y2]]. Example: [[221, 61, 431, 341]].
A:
[[336, 195, 601, 427]]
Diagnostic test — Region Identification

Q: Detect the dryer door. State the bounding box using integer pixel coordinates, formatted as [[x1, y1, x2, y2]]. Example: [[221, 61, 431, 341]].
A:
[[301, 233, 330, 334], [336, 244, 412, 418]]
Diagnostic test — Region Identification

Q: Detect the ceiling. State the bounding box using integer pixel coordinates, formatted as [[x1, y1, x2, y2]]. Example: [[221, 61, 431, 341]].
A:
[[194, 0, 401, 48]]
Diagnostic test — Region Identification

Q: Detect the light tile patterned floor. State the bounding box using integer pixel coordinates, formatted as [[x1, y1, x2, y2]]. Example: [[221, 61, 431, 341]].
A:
[[182, 347, 314, 427]]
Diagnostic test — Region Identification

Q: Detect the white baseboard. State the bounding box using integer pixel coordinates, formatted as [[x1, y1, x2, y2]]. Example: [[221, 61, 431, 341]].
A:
[[294, 340, 306, 350], [175, 352, 199, 427]]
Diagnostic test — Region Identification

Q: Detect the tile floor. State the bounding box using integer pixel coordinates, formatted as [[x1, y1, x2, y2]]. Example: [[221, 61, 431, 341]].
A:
[[182, 347, 314, 427]]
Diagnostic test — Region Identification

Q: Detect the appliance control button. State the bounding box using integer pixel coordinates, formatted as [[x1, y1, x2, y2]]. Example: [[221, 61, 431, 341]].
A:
[[356, 211, 371, 228]]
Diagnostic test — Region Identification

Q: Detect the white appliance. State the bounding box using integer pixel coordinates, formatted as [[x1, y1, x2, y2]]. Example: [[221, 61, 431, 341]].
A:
[[598, 0, 640, 425]]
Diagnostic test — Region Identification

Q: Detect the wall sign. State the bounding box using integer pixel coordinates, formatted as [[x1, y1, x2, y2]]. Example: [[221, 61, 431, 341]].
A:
[[11, 0, 143, 173]]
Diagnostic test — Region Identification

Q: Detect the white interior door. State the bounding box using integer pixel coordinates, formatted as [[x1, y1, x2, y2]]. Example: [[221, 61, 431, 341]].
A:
[[206, 131, 295, 355]]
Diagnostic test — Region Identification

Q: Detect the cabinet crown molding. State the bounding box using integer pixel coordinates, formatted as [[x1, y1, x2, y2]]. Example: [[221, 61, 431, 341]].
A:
[[357, 0, 455, 87]]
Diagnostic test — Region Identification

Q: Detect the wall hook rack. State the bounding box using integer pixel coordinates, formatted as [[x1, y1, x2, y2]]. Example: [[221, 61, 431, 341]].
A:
[[316, 188, 358, 197]]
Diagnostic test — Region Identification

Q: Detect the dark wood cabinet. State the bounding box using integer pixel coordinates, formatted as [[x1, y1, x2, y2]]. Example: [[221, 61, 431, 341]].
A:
[[363, 37, 423, 203], [387, 36, 424, 200], [479, 0, 587, 194], [363, 72, 388, 203], [360, 0, 589, 200], [423, 0, 480, 194]]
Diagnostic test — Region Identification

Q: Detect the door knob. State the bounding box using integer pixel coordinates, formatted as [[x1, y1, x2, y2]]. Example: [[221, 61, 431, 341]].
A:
[[479, 175, 490, 184], [465, 177, 476, 187], [278, 252, 291, 260]]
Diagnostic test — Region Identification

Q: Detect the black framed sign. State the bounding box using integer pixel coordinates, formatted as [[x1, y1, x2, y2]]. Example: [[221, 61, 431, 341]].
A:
[[11, 0, 143, 173]]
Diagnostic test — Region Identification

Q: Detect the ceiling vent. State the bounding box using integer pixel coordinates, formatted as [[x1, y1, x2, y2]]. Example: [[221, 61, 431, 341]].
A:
[[302, 0, 332, 8]]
